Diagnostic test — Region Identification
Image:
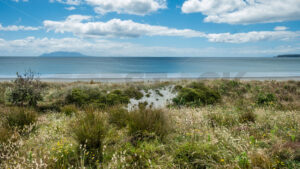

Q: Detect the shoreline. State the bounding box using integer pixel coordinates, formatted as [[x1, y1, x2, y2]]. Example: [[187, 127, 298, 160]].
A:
[[1, 76, 300, 82]]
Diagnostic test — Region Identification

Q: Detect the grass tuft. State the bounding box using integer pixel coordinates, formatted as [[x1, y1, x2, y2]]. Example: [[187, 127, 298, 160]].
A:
[[128, 108, 170, 144]]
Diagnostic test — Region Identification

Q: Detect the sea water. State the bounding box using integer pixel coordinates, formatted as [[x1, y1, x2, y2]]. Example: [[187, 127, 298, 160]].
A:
[[0, 57, 300, 79]]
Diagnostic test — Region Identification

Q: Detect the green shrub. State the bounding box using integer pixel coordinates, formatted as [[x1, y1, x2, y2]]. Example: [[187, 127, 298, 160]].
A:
[[218, 80, 245, 95], [107, 106, 129, 128], [227, 80, 241, 88], [8, 71, 43, 107], [73, 111, 106, 163], [128, 108, 170, 143], [236, 152, 250, 169], [124, 87, 143, 100], [106, 90, 129, 106], [173, 82, 221, 107], [65, 87, 142, 109], [61, 105, 78, 116], [66, 88, 89, 106], [174, 142, 220, 169], [257, 93, 276, 106], [6, 107, 37, 129], [174, 85, 183, 91]]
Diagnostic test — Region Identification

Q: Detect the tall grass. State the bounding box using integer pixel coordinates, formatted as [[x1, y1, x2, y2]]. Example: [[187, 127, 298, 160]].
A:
[[5, 107, 37, 130], [73, 109, 106, 164]]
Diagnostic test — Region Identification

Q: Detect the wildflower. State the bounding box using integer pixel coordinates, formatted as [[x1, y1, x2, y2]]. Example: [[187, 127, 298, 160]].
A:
[[186, 132, 193, 136], [220, 159, 225, 162], [281, 162, 284, 165]]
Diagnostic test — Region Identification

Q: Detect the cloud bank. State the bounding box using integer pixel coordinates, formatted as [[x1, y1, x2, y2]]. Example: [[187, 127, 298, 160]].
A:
[[182, 0, 300, 24], [1, 36, 299, 57], [44, 15, 300, 43]]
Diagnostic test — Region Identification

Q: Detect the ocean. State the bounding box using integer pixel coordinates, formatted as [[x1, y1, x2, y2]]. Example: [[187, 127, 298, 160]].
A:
[[0, 57, 300, 79]]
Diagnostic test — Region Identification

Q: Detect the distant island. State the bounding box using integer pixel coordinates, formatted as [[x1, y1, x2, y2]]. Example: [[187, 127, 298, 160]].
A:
[[276, 54, 300, 58], [40, 51, 88, 57]]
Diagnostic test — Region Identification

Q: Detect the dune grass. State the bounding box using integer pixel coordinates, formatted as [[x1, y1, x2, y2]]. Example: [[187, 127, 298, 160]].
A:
[[0, 79, 299, 168]]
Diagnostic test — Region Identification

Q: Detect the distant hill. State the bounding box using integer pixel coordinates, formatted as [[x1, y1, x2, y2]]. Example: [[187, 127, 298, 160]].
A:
[[276, 54, 300, 58], [40, 51, 88, 57]]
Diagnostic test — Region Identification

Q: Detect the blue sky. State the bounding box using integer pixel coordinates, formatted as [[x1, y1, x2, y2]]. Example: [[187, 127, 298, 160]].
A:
[[0, 0, 299, 57]]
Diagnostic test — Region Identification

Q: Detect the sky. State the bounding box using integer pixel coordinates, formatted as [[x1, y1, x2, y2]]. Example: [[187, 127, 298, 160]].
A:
[[0, 0, 299, 57]]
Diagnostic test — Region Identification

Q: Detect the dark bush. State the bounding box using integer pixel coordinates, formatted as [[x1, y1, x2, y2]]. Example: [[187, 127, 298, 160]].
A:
[[107, 106, 129, 128], [173, 82, 220, 107], [38, 101, 63, 113], [6, 107, 37, 129], [124, 87, 143, 100], [0, 127, 12, 143], [239, 111, 256, 123], [73, 111, 106, 163], [106, 90, 129, 106], [155, 89, 163, 97], [257, 93, 276, 106], [128, 108, 170, 143], [8, 71, 43, 107], [0, 86, 5, 104]]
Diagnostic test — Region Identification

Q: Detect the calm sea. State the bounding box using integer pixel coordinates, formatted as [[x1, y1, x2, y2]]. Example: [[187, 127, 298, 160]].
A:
[[0, 57, 300, 79]]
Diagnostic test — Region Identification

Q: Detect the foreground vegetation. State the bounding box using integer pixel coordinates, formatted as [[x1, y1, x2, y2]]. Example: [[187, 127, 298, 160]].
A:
[[0, 74, 299, 168]]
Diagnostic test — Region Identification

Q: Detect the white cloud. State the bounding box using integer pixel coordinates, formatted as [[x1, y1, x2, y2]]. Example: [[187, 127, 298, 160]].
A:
[[65, 6, 76, 10], [85, 0, 167, 15], [49, 0, 81, 5], [0, 24, 40, 31], [206, 31, 299, 43], [274, 26, 289, 31], [12, 0, 28, 2], [182, 0, 300, 24], [43, 15, 205, 38], [43, 15, 300, 43], [1, 37, 299, 57], [49, 0, 166, 15]]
